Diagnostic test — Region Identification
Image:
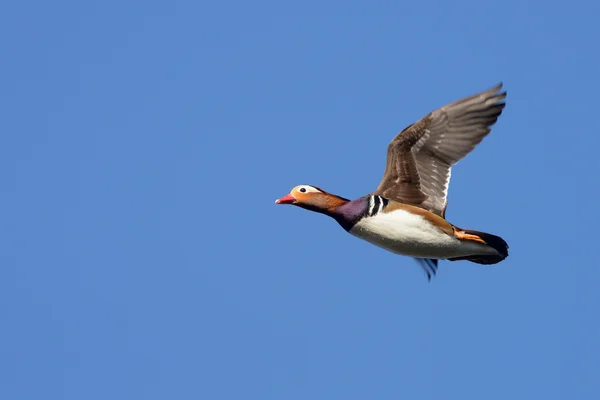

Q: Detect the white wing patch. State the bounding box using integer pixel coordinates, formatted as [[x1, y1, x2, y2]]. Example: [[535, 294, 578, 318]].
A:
[[442, 168, 452, 198]]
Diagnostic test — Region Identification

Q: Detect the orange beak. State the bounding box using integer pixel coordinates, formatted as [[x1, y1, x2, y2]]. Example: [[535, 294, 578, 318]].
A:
[[275, 193, 296, 204]]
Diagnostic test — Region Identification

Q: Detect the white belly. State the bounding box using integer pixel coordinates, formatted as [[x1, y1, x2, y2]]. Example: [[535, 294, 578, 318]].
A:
[[349, 209, 493, 259]]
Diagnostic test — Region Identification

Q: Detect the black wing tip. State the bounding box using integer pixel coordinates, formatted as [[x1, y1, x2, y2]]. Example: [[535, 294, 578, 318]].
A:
[[489, 82, 503, 91], [482, 84, 507, 111], [488, 82, 507, 101]]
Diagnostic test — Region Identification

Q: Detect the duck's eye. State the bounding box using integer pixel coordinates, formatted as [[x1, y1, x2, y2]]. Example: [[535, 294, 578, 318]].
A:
[[299, 187, 307, 193]]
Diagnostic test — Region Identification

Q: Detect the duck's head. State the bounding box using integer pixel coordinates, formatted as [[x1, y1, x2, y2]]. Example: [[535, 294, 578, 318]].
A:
[[275, 185, 348, 214]]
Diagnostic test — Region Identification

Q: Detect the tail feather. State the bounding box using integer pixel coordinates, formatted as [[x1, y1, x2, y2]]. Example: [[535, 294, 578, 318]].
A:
[[451, 229, 509, 265]]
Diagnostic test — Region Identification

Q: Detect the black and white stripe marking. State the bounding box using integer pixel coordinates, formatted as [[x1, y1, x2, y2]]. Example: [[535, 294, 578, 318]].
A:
[[368, 195, 388, 217]]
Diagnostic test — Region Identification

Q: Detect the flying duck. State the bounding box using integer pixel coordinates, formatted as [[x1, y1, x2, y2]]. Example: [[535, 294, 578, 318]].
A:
[[276, 84, 509, 279]]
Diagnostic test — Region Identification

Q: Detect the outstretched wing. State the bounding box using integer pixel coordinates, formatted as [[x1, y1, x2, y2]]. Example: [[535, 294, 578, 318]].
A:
[[373, 84, 506, 216]]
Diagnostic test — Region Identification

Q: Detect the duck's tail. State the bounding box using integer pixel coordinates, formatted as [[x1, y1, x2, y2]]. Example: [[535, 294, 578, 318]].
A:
[[449, 228, 509, 265]]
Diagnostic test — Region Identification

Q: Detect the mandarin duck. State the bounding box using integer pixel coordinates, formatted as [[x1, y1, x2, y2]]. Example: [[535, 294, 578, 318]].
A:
[[276, 84, 509, 280]]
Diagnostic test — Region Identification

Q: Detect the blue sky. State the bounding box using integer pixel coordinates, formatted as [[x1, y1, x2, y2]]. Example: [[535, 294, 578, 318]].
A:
[[1, 1, 598, 399]]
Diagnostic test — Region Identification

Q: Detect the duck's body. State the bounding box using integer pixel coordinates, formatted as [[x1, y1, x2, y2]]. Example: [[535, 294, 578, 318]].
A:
[[276, 84, 509, 279], [348, 198, 490, 260]]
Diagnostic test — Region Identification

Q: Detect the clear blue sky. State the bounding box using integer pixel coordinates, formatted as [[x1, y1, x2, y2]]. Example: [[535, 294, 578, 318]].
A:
[[2, 1, 598, 399]]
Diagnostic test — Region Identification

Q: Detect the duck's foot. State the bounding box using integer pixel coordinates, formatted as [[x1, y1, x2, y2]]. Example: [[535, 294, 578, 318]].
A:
[[453, 228, 487, 244]]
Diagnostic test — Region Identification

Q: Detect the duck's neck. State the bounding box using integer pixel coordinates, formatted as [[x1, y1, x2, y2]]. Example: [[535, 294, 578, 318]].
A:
[[297, 193, 350, 217], [331, 196, 370, 231], [298, 194, 369, 232]]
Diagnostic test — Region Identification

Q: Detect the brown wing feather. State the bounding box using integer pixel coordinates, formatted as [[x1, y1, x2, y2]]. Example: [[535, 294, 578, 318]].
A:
[[373, 84, 506, 216]]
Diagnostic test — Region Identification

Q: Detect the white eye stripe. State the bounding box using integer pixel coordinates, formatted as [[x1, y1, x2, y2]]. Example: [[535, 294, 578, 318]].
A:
[[296, 185, 321, 194]]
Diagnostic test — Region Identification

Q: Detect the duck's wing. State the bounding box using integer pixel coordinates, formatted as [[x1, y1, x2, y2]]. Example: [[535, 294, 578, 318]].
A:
[[415, 258, 439, 281], [373, 84, 506, 217]]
